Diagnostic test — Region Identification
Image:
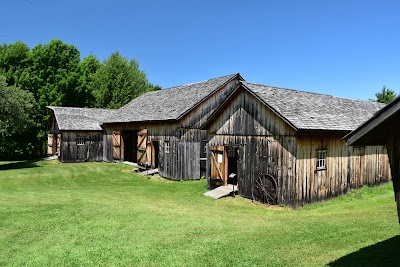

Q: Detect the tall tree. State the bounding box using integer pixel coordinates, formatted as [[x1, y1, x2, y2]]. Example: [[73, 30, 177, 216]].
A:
[[77, 54, 101, 107], [27, 39, 81, 108], [372, 86, 397, 104], [0, 41, 31, 86], [0, 76, 36, 159], [91, 52, 158, 108], [0, 40, 160, 158], [22, 39, 85, 148]]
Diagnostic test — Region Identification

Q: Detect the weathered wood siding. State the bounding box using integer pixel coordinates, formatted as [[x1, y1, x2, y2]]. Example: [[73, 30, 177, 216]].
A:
[[102, 77, 240, 180], [207, 89, 297, 205], [60, 131, 103, 162], [103, 122, 207, 180], [296, 131, 391, 206], [209, 135, 297, 205], [180, 78, 241, 128], [206, 89, 391, 206], [348, 145, 391, 187]]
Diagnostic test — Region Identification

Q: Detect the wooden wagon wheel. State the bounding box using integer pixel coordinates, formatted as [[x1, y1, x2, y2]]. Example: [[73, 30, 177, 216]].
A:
[[252, 174, 277, 205]]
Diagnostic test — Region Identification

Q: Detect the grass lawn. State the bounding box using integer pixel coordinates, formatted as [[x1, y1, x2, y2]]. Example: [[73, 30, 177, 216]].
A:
[[0, 160, 399, 266]]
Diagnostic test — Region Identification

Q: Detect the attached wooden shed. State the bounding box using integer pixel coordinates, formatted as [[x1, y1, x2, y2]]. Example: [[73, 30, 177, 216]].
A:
[[202, 82, 391, 206], [101, 74, 243, 180], [345, 97, 400, 222], [47, 106, 113, 162]]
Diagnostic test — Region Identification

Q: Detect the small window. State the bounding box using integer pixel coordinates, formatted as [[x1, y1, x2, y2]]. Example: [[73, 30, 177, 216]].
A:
[[316, 149, 327, 170], [165, 141, 170, 154], [77, 137, 85, 146], [202, 140, 208, 154]]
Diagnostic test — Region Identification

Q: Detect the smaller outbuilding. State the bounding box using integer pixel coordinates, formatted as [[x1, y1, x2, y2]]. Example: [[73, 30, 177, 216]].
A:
[[345, 97, 400, 223], [47, 106, 113, 162]]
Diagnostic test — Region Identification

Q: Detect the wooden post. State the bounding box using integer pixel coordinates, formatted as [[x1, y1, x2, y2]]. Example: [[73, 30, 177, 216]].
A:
[[393, 173, 400, 224], [386, 136, 400, 224]]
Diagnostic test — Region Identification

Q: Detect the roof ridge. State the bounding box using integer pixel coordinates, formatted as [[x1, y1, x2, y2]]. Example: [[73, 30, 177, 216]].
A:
[[164, 73, 238, 90]]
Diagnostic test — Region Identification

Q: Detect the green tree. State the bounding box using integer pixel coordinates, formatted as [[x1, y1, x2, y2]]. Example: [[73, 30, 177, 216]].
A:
[[371, 86, 397, 104], [91, 52, 159, 108], [0, 76, 36, 159], [27, 39, 81, 108], [22, 39, 85, 150], [77, 54, 101, 107], [0, 40, 160, 158], [0, 41, 31, 86]]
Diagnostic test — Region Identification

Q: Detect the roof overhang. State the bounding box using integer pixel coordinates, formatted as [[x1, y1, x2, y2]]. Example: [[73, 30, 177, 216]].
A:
[[344, 97, 400, 146]]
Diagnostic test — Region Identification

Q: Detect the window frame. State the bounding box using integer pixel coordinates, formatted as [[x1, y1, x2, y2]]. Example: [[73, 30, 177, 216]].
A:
[[165, 140, 170, 154], [202, 140, 208, 154], [77, 136, 85, 146], [316, 149, 327, 170]]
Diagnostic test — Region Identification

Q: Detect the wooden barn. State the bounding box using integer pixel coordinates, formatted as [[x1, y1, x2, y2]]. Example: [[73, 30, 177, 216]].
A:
[[201, 82, 391, 206], [47, 73, 392, 207], [47, 106, 113, 162], [345, 97, 400, 222], [101, 74, 243, 180]]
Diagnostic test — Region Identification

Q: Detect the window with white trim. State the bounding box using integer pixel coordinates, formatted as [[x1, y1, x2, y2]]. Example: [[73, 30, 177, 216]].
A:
[[77, 137, 85, 146], [165, 141, 170, 154], [316, 149, 327, 170]]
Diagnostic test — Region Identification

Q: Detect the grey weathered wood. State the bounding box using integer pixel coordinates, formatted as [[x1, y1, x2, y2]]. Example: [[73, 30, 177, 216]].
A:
[[205, 87, 390, 207], [138, 168, 159, 176], [204, 184, 238, 199], [58, 131, 103, 162]]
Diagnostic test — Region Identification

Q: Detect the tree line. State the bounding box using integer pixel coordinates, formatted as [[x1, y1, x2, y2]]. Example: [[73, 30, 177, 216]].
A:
[[0, 39, 160, 160], [0, 39, 397, 160]]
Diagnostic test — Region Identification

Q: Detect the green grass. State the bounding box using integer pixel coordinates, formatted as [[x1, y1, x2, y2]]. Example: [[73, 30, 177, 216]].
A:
[[0, 160, 399, 266]]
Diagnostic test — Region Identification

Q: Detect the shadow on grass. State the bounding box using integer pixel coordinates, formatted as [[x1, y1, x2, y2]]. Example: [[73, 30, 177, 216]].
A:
[[0, 160, 40, 171], [329, 235, 400, 267]]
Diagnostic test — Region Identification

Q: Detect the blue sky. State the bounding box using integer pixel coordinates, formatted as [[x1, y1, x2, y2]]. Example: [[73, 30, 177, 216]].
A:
[[2, 0, 400, 100]]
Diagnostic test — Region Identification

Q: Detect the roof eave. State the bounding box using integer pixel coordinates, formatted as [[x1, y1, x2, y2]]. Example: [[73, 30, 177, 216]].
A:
[[102, 118, 177, 125]]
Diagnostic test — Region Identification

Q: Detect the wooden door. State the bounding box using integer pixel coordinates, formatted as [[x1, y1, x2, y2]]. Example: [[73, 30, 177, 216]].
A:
[[77, 138, 87, 161], [151, 141, 159, 168], [47, 134, 54, 155], [112, 131, 121, 160], [210, 146, 225, 185], [137, 129, 147, 164]]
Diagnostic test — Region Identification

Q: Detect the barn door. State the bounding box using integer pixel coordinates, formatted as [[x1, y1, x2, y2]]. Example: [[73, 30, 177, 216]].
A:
[[112, 131, 121, 160], [77, 136, 87, 161], [47, 134, 54, 155], [210, 147, 225, 186], [226, 146, 238, 185], [151, 141, 159, 168], [137, 129, 147, 164]]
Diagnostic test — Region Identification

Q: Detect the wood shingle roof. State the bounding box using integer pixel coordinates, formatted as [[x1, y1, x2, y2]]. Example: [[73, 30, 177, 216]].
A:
[[242, 82, 385, 131], [48, 73, 386, 133], [48, 106, 114, 131], [102, 74, 241, 123]]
